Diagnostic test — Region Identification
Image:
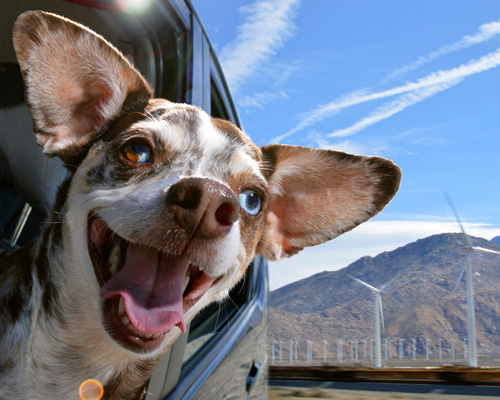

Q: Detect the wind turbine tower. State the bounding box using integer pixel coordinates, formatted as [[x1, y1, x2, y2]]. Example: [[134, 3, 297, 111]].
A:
[[446, 194, 500, 367], [350, 275, 395, 368]]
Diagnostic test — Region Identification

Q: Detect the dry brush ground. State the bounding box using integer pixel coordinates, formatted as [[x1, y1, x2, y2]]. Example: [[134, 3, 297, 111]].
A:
[[269, 386, 500, 400]]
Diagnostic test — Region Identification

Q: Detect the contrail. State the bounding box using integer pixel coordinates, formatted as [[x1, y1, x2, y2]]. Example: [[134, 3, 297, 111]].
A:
[[274, 47, 500, 142], [328, 47, 500, 138], [383, 20, 500, 82], [328, 79, 463, 138]]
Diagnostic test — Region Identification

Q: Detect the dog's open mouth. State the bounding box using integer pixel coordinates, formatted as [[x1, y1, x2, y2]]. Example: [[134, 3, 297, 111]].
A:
[[88, 217, 216, 352]]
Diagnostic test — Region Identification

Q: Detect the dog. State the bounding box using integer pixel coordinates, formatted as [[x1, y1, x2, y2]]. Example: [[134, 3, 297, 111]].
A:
[[0, 10, 401, 399]]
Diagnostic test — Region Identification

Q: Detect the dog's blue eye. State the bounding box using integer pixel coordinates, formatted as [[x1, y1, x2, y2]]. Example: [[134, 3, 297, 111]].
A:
[[122, 141, 152, 163], [239, 189, 261, 216]]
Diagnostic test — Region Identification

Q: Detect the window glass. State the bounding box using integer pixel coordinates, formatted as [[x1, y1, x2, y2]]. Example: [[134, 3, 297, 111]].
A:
[[182, 262, 252, 365], [138, 6, 190, 102], [210, 78, 230, 120]]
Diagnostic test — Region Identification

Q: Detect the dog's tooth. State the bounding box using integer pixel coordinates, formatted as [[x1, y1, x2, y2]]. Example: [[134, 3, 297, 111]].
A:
[[108, 244, 121, 276], [120, 314, 130, 327], [109, 255, 120, 267], [129, 323, 145, 337], [111, 243, 121, 256], [118, 297, 125, 316], [108, 245, 120, 266], [183, 275, 190, 294], [118, 308, 165, 339], [109, 263, 118, 276]]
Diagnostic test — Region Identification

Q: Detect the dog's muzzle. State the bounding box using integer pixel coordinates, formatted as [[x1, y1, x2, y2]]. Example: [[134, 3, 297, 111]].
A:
[[88, 177, 240, 352]]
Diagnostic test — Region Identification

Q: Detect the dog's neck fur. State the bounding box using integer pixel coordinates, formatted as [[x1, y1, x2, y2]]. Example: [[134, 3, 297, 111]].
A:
[[0, 247, 33, 398]]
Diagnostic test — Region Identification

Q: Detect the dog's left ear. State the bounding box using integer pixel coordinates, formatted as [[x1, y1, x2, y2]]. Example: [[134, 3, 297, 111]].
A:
[[257, 145, 401, 260], [13, 11, 152, 165]]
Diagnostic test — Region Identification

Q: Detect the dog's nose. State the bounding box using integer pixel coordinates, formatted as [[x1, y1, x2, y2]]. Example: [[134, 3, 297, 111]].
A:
[[166, 177, 239, 239]]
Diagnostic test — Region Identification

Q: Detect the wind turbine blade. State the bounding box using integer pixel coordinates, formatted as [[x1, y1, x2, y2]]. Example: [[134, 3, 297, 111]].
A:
[[380, 269, 407, 292], [444, 193, 473, 249], [380, 275, 398, 291], [378, 295, 385, 331], [472, 246, 500, 256], [452, 256, 469, 296], [349, 275, 378, 292]]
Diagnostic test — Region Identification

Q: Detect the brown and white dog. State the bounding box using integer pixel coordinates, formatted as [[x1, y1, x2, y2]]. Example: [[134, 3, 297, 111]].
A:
[[0, 10, 401, 400]]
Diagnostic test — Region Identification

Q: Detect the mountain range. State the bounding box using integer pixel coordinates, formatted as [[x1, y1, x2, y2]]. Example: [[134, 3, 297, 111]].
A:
[[269, 233, 500, 354]]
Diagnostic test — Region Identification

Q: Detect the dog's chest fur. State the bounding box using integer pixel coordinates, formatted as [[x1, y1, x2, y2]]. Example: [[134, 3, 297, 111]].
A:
[[0, 214, 157, 400], [0, 249, 32, 398]]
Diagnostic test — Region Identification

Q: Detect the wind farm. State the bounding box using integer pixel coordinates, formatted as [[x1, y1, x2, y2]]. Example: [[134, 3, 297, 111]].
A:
[[445, 194, 500, 367], [269, 230, 500, 368]]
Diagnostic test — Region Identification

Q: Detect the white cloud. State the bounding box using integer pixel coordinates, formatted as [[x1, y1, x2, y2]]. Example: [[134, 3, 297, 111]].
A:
[[315, 138, 369, 154], [237, 90, 289, 109], [314, 137, 388, 156], [273, 63, 299, 87], [384, 20, 500, 81], [219, 0, 299, 93], [269, 219, 500, 290], [275, 47, 500, 142]]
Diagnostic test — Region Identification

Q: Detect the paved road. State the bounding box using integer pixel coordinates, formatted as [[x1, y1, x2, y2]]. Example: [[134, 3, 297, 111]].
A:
[[270, 379, 500, 397]]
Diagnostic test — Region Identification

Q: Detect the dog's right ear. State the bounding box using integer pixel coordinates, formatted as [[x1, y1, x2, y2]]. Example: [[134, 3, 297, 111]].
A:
[[13, 11, 152, 165], [257, 145, 401, 260]]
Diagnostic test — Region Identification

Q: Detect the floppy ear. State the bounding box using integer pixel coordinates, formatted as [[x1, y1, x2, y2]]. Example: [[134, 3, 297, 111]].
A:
[[257, 145, 401, 260], [13, 10, 152, 165]]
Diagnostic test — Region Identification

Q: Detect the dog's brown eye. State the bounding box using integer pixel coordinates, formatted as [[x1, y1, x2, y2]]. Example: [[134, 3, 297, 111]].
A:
[[122, 141, 152, 163]]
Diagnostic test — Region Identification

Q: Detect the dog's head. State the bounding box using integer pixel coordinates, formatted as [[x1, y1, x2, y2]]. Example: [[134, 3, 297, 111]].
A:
[[13, 11, 401, 356]]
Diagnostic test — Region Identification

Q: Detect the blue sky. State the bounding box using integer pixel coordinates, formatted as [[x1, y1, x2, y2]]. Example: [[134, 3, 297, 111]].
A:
[[191, 0, 500, 290]]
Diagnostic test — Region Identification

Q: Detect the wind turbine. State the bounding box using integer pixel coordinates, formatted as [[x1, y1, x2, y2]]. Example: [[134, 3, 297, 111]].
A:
[[306, 340, 312, 363], [349, 275, 395, 368], [271, 340, 277, 365], [445, 194, 500, 367], [399, 338, 405, 360]]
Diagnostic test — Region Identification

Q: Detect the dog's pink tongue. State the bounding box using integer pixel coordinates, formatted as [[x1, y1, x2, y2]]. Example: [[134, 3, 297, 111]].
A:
[[100, 243, 188, 335]]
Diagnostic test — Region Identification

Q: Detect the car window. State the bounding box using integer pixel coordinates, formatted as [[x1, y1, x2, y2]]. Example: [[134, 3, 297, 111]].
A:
[[210, 78, 231, 121]]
